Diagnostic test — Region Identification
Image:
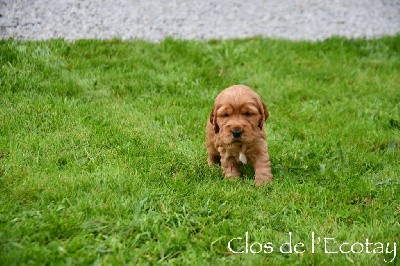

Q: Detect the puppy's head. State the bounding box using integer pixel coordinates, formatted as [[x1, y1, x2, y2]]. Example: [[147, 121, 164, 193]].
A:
[[210, 85, 268, 144]]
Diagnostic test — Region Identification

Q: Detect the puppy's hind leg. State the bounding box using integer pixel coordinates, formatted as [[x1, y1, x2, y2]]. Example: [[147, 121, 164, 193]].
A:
[[207, 144, 221, 166], [207, 153, 221, 166]]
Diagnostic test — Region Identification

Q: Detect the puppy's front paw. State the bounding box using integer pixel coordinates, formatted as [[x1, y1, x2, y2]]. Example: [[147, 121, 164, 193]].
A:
[[224, 174, 241, 184], [255, 171, 273, 186], [255, 177, 272, 187]]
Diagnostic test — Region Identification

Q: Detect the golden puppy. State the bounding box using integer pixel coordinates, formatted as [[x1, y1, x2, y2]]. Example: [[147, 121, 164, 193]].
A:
[[206, 85, 272, 186]]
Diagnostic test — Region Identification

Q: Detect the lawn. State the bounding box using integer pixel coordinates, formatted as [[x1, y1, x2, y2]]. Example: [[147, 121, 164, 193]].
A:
[[0, 36, 399, 265]]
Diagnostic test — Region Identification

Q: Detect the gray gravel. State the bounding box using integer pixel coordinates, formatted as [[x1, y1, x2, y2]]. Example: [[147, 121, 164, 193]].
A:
[[1, 0, 400, 41]]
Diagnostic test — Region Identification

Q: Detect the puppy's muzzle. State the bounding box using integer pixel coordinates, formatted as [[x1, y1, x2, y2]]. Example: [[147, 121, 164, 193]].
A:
[[231, 128, 243, 139]]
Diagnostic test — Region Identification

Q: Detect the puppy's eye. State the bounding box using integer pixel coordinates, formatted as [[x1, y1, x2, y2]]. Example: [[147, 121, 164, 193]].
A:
[[223, 113, 229, 118], [244, 112, 252, 117]]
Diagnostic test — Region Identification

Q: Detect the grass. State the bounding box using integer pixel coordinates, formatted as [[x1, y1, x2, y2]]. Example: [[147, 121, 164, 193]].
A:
[[0, 35, 399, 265]]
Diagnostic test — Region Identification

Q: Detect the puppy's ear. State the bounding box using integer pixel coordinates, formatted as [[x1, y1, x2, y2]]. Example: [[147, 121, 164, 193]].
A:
[[209, 105, 219, 133], [258, 101, 269, 129]]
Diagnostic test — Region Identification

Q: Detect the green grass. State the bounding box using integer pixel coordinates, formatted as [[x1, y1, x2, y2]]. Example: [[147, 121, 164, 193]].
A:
[[0, 36, 399, 265]]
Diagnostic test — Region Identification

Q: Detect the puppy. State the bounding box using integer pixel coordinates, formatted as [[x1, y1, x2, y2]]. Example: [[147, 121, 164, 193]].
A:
[[206, 85, 273, 186]]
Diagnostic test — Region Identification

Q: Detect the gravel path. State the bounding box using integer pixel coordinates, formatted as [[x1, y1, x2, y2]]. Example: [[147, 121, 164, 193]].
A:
[[1, 0, 400, 41]]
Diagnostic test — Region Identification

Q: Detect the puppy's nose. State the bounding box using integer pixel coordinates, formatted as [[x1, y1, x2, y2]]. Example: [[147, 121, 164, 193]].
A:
[[232, 128, 243, 138]]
